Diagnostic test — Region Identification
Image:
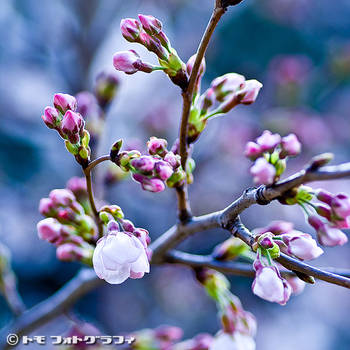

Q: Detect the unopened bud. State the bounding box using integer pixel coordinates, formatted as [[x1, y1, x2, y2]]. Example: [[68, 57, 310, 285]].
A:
[[42, 106, 60, 129], [138, 14, 162, 35], [53, 93, 77, 114], [61, 111, 84, 144], [120, 18, 142, 42], [113, 50, 154, 74]]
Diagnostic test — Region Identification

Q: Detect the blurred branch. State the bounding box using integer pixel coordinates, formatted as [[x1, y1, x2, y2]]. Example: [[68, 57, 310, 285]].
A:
[[2, 273, 26, 316], [0, 269, 101, 350]]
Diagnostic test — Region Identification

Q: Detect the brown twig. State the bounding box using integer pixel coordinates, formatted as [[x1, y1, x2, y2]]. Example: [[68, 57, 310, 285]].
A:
[[176, 4, 226, 223]]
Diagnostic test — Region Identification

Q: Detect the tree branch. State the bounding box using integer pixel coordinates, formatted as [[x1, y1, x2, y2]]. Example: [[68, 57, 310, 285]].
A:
[[232, 218, 350, 289], [0, 269, 102, 350], [166, 250, 350, 280]]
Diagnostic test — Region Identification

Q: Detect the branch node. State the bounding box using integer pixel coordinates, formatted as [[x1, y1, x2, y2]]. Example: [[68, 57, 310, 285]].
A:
[[255, 186, 271, 205]]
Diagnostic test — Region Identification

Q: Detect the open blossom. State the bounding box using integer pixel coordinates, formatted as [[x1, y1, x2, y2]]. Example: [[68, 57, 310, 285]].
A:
[[210, 332, 255, 350], [93, 229, 150, 284], [308, 215, 348, 246], [250, 158, 276, 185], [252, 258, 291, 305], [279, 230, 323, 261], [53, 93, 77, 114]]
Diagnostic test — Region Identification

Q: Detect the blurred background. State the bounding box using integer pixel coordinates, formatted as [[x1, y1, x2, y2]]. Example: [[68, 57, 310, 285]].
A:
[[1, 0, 350, 349]]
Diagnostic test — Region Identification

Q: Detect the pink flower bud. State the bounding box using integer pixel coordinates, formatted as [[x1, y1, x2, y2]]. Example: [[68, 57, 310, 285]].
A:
[[244, 141, 262, 160], [56, 243, 86, 262], [316, 189, 334, 205], [331, 193, 350, 219], [237, 79, 263, 105], [154, 325, 183, 342], [66, 177, 87, 196], [42, 106, 60, 129], [280, 230, 323, 260], [256, 130, 281, 152], [250, 158, 276, 185], [94, 71, 120, 108], [120, 18, 141, 42], [39, 197, 55, 216], [121, 220, 135, 233], [113, 50, 154, 75], [211, 73, 245, 102], [154, 160, 174, 181], [186, 54, 206, 94], [252, 262, 291, 305], [139, 32, 168, 60], [281, 133, 301, 157], [142, 177, 166, 193], [134, 228, 151, 248], [147, 137, 168, 156], [287, 276, 306, 295], [37, 218, 62, 243], [138, 14, 162, 35], [259, 234, 275, 249], [61, 110, 84, 144], [53, 93, 77, 114], [130, 156, 155, 173], [266, 221, 294, 235], [49, 189, 75, 207], [93, 232, 150, 284], [309, 215, 348, 246], [315, 203, 332, 221], [164, 152, 181, 169]]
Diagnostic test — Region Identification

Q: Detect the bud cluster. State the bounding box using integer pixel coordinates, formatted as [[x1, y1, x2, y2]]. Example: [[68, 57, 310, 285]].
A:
[[93, 212, 151, 284], [250, 221, 325, 304], [187, 72, 263, 143], [306, 189, 350, 246], [37, 180, 96, 264], [196, 269, 256, 346], [114, 15, 188, 89], [109, 137, 193, 193], [41, 93, 91, 166], [129, 325, 184, 350], [245, 130, 302, 185]]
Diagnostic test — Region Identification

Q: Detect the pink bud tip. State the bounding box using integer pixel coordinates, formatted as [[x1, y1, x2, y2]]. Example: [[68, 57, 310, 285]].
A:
[[250, 158, 276, 185], [113, 50, 142, 74], [53, 93, 77, 114], [120, 18, 141, 42], [138, 14, 163, 35], [281, 133, 301, 157], [42, 106, 60, 129], [238, 79, 263, 105], [61, 110, 84, 144]]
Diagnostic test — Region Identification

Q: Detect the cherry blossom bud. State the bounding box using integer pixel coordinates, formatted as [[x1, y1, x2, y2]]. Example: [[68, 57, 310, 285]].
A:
[[61, 110, 84, 144], [113, 50, 154, 74], [56, 243, 91, 262], [279, 230, 323, 260], [131, 156, 155, 173], [94, 72, 120, 109], [93, 231, 150, 284], [256, 130, 281, 152], [147, 137, 168, 157], [308, 215, 348, 246], [331, 193, 350, 219], [164, 152, 181, 169], [315, 189, 333, 205], [155, 325, 183, 343], [264, 221, 294, 235], [250, 158, 276, 185], [280, 133, 301, 157], [252, 258, 291, 305], [244, 141, 262, 160], [141, 176, 166, 193], [138, 14, 162, 35], [66, 177, 87, 198], [120, 18, 142, 42], [186, 54, 206, 94], [154, 160, 174, 181], [237, 79, 263, 105], [211, 73, 245, 102], [121, 220, 135, 233], [49, 189, 75, 207], [315, 203, 332, 221], [53, 93, 77, 114], [37, 218, 62, 243], [139, 32, 168, 60], [39, 197, 56, 216], [258, 234, 274, 249], [42, 106, 60, 129], [287, 276, 306, 295]]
